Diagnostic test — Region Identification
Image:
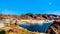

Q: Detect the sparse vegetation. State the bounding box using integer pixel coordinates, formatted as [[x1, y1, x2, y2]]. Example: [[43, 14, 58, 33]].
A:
[[0, 14, 60, 34]]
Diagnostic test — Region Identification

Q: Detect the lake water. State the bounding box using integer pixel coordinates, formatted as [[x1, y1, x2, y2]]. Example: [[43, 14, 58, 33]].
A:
[[19, 22, 52, 32]]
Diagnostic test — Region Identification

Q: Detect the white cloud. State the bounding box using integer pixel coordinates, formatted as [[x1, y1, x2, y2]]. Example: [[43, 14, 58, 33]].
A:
[[49, 2, 52, 5], [45, 10, 60, 15], [1, 9, 17, 15], [51, 11, 60, 15], [1, 9, 60, 15]]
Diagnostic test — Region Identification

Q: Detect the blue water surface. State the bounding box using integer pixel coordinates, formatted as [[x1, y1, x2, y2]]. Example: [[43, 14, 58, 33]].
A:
[[19, 23, 52, 32]]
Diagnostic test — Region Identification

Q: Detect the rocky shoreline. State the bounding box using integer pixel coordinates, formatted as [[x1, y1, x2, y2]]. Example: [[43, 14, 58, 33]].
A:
[[0, 13, 60, 34]]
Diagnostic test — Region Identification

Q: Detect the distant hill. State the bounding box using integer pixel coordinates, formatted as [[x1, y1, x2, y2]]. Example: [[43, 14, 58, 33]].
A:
[[0, 13, 60, 34], [0, 13, 60, 20]]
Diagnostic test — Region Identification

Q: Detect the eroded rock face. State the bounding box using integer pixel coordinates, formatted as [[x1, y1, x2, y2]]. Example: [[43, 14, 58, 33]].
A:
[[0, 13, 60, 34], [45, 21, 60, 34]]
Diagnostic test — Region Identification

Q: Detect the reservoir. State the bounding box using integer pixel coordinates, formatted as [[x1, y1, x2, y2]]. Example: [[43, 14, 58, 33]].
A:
[[19, 21, 53, 32]]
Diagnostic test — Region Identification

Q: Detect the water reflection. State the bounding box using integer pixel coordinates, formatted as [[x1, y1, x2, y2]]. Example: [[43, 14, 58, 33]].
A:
[[19, 22, 52, 32]]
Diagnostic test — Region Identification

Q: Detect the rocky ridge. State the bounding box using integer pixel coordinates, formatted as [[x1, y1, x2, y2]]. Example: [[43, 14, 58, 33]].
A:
[[0, 13, 60, 34], [0, 13, 60, 20]]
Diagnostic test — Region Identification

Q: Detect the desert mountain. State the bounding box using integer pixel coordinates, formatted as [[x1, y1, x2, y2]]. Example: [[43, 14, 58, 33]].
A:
[[0, 13, 60, 20]]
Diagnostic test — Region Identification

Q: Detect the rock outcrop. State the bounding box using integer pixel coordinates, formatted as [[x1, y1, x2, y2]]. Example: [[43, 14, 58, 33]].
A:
[[0, 13, 60, 34], [45, 21, 60, 34]]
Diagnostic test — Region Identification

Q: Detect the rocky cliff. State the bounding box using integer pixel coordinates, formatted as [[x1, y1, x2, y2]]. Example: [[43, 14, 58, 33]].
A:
[[0, 13, 60, 34]]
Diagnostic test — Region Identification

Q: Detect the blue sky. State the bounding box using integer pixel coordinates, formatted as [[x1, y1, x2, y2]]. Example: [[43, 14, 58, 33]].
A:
[[0, 0, 60, 15]]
